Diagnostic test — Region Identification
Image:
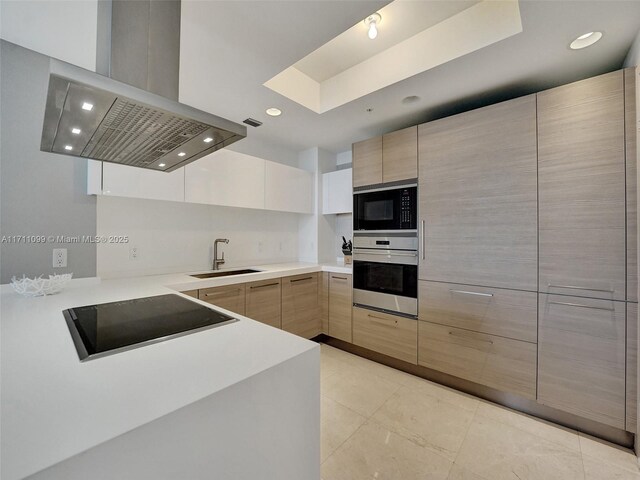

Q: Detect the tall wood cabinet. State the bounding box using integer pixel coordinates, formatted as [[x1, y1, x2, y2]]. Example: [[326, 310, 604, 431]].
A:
[[538, 70, 626, 301], [417, 95, 538, 291]]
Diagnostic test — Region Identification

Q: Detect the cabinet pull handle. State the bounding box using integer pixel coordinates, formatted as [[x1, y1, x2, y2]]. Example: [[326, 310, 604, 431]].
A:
[[250, 282, 279, 290], [449, 289, 493, 298], [421, 220, 426, 260], [547, 284, 614, 293], [368, 314, 397, 327], [448, 330, 493, 344], [205, 289, 241, 297], [548, 300, 615, 312], [332, 276, 348, 281], [291, 276, 314, 283]]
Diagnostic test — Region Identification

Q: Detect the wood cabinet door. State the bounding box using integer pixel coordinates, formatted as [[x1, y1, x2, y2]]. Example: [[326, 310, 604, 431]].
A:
[[538, 70, 626, 301], [382, 126, 417, 183], [319, 272, 329, 334], [328, 273, 352, 342], [352, 136, 382, 187], [627, 302, 637, 432], [245, 279, 282, 328], [198, 284, 246, 316], [538, 294, 626, 429], [281, 273, 319, 338], [418, 95, 538, 291], [181, 289, 199, 299], [626, 68, 638, 302]]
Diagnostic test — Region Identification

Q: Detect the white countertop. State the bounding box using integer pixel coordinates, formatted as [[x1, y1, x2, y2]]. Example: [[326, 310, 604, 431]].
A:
[[0, 262, 349, 480]]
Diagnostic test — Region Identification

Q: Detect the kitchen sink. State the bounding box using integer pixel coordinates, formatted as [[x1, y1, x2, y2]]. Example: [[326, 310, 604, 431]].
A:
[[190, 269, 261, 279]]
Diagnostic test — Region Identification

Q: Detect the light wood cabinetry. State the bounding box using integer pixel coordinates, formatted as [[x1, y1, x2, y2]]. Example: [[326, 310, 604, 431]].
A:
[[181, 289, 199, 299], [418, 281, 537, 343], [245, 278, 282, 328], [538, 71, 626, 301], [418, 321, 537, 399], [538, 294, 626, 429], [353, 306, 417, 364], [281, 273, 320, 339], [352, 136, 382, 187], [319, 272, 329, 334], [198, 284, 246, 316], [627, 302, 637, 433], [418, 95, 537, 291], [328, 273, 352, 342], [626, 68, 638, 302], [382, 126, 417, 183]]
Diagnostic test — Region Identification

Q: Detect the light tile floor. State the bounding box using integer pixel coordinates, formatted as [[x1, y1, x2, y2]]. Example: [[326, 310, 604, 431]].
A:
[[320, 343, 640, 480]]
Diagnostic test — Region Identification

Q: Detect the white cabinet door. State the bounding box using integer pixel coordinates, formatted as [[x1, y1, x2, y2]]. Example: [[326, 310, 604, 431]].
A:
[[265, 162, 313, 214], [101, 162, 185, 202], [184, 150, 265, 210], [322, 169, 352, 214]]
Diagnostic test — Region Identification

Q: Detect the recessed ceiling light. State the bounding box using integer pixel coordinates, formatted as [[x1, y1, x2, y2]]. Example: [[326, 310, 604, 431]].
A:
[[71, 128, 81, 134], [203, 137, 213, 143], [570, 31, 603, 50], [177, 152, 186, 157], [266, 108, 282, 117], [364, 13, 381, 40], [402, 95, 420, 105], [158, 163, 166, 167], [64, 145, 73, 151], [81, 102, 94, 111]]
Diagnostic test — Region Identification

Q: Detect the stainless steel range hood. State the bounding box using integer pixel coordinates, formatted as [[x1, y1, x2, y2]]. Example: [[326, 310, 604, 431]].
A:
[[40, 0, 246, 172]]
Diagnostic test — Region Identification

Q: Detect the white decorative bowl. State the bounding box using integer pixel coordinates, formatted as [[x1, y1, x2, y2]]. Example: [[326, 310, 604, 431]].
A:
[[10, 273, 73, 297]]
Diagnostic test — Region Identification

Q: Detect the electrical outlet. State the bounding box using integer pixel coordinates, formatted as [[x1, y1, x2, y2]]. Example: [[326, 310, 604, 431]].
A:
[[53, 248, 67, 268], [129, 246, 139, 260]]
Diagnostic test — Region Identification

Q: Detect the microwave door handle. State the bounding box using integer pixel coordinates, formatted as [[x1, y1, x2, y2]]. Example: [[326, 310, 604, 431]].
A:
[[353, 250, 417, 257]]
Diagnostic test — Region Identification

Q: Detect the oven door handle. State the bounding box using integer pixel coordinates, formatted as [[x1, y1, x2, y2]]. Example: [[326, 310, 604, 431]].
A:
[[352, 249, 418, 257]]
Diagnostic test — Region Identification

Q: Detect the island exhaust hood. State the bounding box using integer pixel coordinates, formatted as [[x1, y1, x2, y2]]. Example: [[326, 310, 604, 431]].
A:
[[40, 0, 246, 172]]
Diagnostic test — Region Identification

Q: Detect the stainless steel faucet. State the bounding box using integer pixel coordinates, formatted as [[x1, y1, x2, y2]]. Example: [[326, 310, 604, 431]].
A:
[[213, 238, 229, 270]]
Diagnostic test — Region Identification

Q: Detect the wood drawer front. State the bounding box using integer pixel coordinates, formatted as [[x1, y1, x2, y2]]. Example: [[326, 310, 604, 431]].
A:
[[245, 278, 282, 328], [353, 307, 418, 364], [418, 322, 537, 399], [418, 95, 538, 291], [627, 302, 637, 432], [353, 136, 382, 187], [382, 126, 417, 183], [198, 284, 246, 316], [329, 273, 352, 342], [282, 273, 320, 339], [538, 70, 626, 301], [418, 281, 537, 343], [181, 289, 198, 299], [538, 294, 626, 429]]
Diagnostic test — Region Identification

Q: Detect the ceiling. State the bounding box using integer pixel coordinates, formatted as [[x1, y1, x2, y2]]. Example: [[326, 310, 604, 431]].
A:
[[179, 0, 640, 157]]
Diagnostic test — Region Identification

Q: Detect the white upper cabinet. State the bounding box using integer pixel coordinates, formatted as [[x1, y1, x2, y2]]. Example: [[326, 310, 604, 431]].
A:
[[322, 169, 352, 214], [185, 150, 265, 210], [100, 162, 185, 202], [265, 162, 314, 214]]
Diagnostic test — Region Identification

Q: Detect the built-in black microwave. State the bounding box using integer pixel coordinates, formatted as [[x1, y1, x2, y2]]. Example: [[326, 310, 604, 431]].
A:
[[353, 185, 417, 232]]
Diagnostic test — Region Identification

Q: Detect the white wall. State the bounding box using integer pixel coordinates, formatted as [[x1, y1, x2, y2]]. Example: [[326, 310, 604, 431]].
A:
[[97, 196, 300, 278], [0, 0, 98, 70]]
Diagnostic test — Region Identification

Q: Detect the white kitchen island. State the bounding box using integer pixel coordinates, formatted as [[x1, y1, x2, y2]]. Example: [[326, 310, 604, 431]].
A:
[[0, 263, 337, 480]]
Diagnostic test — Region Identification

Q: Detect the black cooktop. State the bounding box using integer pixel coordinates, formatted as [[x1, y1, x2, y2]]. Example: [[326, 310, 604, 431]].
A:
[[63, 294, 236, 361]]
